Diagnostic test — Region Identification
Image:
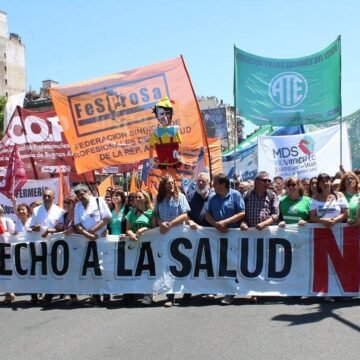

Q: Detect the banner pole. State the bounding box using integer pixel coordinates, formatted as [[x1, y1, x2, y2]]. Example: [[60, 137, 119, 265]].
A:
[[180, 55, 213, 179], [233, 45, 237, 177], [339, 35, 343, 165]]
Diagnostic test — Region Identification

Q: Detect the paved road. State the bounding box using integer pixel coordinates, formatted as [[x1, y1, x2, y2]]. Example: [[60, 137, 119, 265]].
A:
[[1, 294, 359, 360]]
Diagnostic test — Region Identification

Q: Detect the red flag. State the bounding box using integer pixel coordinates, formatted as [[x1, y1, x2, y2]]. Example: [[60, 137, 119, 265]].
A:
[[0, 144, 27, 198]]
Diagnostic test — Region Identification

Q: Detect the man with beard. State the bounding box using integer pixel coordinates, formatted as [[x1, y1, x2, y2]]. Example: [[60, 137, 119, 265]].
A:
[[187, 172, 212, 228]]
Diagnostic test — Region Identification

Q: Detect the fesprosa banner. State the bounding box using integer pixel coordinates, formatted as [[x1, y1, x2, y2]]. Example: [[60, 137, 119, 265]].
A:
[[50, 57, 208, 174], [0, 224, 358, 296]]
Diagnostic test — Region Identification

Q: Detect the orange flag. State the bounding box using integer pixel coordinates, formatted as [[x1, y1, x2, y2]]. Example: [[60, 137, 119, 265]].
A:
[[50, 56, 209, 174], [58, 170, 70, 207], [98, 175, 114, 197], [129, 173, 138, 194]]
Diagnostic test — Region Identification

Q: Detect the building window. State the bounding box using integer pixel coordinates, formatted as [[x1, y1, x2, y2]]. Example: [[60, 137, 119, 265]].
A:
[[3, 53, 6, 58], [5, 79, 7, 85], [5, 92, 8, 97], [4, 66, 7, 72]]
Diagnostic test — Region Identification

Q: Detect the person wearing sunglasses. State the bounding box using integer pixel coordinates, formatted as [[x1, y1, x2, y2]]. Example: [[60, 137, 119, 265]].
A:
[[241, 171, 279, 232], [278, 177, 311, 227], [338, 171, 360, 224]]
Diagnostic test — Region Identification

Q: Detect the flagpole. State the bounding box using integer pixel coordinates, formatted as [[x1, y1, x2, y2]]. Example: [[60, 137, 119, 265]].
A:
[[233, 45, 238, 177], [180, 55, 213, 179], [339, 35, 343, 165]]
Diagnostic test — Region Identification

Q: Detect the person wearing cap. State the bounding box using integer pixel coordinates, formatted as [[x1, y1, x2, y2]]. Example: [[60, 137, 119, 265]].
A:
[[149, 97, 182, 169], [332, 178, 341, 193]]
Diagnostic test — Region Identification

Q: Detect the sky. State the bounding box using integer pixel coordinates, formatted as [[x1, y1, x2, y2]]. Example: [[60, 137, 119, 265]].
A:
[[2, 0, 360, 135]]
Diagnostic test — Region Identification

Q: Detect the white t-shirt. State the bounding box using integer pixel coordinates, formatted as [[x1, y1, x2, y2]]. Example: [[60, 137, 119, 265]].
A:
[[310, 195, 348, 218], [0, 216, 15, 234], [30, 204, 64, 232], [15, 217, 32, 233], [74, 197, 111, 236]]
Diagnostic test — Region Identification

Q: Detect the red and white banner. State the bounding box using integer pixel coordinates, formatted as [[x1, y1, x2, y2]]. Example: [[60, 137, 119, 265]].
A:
[[0, 224, 358, 296], [0, 106, 94, 182], [0, 178, 66, 221]]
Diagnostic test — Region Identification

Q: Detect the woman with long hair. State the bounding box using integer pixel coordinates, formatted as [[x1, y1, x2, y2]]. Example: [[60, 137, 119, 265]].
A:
[[310, 173, 348, 227], [155, 175, 190, 307], [338, 171, 360, 224], [278, 177, 311, 227], [308, 177, 318, 198], [126, 190, 157, 305], [108, 188, 126, 235]]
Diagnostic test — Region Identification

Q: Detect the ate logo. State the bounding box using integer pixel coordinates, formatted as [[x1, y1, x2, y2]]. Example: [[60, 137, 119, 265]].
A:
[[298, 135, 315, 155], [269, 72, 308, 109]]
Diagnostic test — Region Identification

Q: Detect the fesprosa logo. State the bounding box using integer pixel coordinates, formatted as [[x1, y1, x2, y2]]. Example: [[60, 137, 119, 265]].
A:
[[269, 72, 308, 109]]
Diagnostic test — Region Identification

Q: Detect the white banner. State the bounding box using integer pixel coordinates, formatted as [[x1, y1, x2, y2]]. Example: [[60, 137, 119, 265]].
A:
[[0, 178, 66, 221], [0, 224, 359, 296], [257, 124, 351, 179]]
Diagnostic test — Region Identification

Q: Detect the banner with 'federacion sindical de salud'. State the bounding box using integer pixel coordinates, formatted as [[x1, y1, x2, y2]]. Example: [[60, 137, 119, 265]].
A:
[[234, 37, 341, 126], [50, 57, 208, 174]]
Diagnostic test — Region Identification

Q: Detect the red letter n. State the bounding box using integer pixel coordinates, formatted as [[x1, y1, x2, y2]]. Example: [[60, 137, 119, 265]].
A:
[[313, 226, 360, 293]]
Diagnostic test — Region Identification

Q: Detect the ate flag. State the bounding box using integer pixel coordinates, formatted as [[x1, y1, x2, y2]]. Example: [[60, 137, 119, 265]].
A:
[[0, 144, 27, 198], [50, 56, 209, 174], [234, 37, 341, 126]]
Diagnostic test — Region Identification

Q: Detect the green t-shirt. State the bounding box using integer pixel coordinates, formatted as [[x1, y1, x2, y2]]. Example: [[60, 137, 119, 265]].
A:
[[126, 209, 155, 232], [279, 195, 311, 224], [343, 192, 360, 221], [108, 208, 125, 235]]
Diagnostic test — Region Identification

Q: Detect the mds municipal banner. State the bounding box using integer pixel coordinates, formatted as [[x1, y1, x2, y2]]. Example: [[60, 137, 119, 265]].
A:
[[257, 124, 351, 179], [50, 57, 208, 174], [1, 224, 359, 296], [234, 37, 341, 126]]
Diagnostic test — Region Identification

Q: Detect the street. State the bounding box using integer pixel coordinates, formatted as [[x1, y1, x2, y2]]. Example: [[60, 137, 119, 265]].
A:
[[1, 295, 359, 360]]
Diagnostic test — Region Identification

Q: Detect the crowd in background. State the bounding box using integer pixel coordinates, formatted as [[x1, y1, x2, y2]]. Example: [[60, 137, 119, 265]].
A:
[[1, 166, 360, 307]]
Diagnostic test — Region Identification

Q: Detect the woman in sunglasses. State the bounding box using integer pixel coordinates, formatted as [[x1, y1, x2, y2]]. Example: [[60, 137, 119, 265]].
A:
[[338, 171, 360, 224], [278, 177, 311, 227], [310, 173, 348, 227]]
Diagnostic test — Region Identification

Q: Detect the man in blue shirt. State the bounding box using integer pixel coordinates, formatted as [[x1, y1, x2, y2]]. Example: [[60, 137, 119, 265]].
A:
[[205, 173, 245, 232], [205, 173, 245, 305]]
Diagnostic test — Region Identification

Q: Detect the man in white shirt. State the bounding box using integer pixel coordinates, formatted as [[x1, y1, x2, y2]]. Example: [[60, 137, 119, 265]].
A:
[[74, 184, 111, 240], [29, 187, 64, 233], [28, 187, 64, 305]]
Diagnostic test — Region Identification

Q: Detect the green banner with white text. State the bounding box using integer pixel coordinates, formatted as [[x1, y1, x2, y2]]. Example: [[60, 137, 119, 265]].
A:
[[234, 37, 341, 126]]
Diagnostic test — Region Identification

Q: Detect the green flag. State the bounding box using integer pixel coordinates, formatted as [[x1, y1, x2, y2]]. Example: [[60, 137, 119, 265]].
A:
[[234, 37, 341, 126]]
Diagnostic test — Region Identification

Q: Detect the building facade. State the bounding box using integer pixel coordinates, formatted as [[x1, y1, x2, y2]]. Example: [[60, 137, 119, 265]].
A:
[[198, 96, 244, 151], [0, 10, 26, 97]]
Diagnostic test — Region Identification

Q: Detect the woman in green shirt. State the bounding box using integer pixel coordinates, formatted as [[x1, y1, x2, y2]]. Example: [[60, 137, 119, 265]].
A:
[[278, 176, 311, 227], [126, 190, 156, 305], [339, 171, 359, 223], [108, 189, 126, 235]]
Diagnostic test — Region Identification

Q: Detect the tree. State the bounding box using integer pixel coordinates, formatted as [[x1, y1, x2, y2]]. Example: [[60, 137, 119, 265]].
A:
[[0, 96, 7, 138]]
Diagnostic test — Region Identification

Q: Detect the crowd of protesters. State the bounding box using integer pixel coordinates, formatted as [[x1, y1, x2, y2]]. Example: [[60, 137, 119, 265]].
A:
[[1, 166, 360, 307]]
